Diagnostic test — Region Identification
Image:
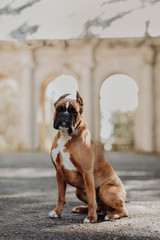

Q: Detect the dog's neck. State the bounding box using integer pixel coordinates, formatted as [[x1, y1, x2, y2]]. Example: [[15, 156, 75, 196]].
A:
[[59, 129, 72, 143], [72, 119, 87, 137]]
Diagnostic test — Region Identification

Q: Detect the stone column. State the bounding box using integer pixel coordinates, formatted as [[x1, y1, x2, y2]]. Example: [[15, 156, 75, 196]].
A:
[[76, 66, 92, 133], [89, 42, 101, 143], [20, 68, 33, 149], [154, 52, 160, 153], [92, 83, 100, 143], [19, 50, 36, 150], [30, 49, 41, 150], [136, 48, 155, 152], [89, 66, 100, 143]]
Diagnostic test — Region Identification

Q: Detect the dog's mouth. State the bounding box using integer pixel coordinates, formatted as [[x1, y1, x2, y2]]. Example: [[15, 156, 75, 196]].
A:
[[56, 121, 72, 134], [59, 121, 68, 129]]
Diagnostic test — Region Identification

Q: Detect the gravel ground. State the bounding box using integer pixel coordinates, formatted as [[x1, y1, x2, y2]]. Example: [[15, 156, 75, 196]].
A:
[[0, 151, 160, 240]]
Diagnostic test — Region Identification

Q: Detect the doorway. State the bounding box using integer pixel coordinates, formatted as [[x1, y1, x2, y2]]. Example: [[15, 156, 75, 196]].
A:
[[100, 74, 138, 151]]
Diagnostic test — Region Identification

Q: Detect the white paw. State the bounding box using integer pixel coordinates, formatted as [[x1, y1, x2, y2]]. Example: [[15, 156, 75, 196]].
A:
[[112, 214, 120, 219], [104, 215, 110, 221], [83, 217, 91, 223], [72, 207, 80, 213], [49, 210, 59, 218]]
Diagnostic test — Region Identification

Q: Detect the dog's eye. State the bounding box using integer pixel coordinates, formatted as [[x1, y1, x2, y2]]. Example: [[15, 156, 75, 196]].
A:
[[69, 107, 77, 116], [57, 106, 65, 112]]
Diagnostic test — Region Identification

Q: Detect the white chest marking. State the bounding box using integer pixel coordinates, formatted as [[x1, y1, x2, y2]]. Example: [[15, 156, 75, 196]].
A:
[[52, 131, 76, 171]]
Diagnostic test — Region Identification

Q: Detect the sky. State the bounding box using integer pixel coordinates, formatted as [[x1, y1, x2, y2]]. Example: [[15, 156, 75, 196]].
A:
[[0, 0, 160, 40]]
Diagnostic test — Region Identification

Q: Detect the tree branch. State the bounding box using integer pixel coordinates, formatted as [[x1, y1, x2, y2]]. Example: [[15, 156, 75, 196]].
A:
[[10, 22, 39, 40], [0, 0, 41, 15]]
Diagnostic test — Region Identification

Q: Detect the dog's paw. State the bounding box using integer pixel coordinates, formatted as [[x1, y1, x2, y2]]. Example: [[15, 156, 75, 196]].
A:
[[49, 210, 59, 218], [104, 215, 110, 221], [112, 214, 120, 219], [104, 213, 120, 221], [72, 206, 88, 213], [72, 207, 80, 213], [83, 216, 97, 223], [83, 217, 91, 223]]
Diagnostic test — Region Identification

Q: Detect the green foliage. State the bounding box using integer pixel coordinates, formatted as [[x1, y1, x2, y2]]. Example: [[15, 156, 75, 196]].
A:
[[111, 110, 134, 139], [110, 110, 135, 150], [0, 78, 20, 151]]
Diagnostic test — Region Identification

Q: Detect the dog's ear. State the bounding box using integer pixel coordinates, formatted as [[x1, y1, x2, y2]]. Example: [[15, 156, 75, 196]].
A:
[[76, 91, 83, 114], [54, 93, 70, 107]]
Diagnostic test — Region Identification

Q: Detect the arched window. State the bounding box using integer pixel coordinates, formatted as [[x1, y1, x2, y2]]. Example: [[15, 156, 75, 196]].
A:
[[100, 74, 138, 151], [0, 76, 20, 151], [42, 74, 78, 150]]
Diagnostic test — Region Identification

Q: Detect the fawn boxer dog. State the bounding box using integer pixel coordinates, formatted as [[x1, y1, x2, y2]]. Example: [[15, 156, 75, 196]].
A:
[[49, 91, 128, 223]]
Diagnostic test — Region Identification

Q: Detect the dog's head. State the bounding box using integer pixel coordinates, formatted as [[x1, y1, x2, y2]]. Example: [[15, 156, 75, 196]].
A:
[[53, 91, 83, 134]]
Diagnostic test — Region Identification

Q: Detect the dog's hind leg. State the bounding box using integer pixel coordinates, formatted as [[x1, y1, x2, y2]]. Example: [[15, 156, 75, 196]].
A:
[[104, 208, 129, 220], [99, 184, 129, 220], [72, 188, 88, 213], [75, 188, 88, 203]]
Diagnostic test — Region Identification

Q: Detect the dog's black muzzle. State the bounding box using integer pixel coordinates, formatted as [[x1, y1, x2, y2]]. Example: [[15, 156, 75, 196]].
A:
[[54, 111, 73, 133]]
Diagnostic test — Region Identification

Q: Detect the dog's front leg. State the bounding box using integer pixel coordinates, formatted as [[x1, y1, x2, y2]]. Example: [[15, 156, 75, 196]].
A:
[[83, 171, 97, 223], [49, 171, 67, 218]]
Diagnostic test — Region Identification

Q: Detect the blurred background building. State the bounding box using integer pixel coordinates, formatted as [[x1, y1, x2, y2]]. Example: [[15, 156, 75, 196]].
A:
[[0, 37, 160, 153], [0, 0, 160, 153]]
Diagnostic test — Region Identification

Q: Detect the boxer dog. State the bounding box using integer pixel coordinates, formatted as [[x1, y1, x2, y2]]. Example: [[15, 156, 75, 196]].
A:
[[49, 91, 128, 223]]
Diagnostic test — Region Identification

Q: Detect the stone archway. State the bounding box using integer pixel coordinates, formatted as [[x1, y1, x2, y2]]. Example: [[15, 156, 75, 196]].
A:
[[100, 73, 139, 151], [92, 63, 154, 153]]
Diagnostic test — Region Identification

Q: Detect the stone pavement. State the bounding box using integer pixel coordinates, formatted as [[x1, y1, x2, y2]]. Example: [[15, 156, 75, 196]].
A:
[[0, 152, 160, 240]]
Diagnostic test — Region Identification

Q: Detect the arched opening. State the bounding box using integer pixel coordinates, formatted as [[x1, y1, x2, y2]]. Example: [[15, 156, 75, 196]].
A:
[[41, 74, 78, 150], [100, 74, 139, 151], [0, 75, 20, 151]]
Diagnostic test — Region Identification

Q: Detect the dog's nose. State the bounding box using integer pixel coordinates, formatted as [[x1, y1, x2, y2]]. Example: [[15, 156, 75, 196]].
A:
[[62, 111, 70, 118], [64, 111, 69, 115]]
